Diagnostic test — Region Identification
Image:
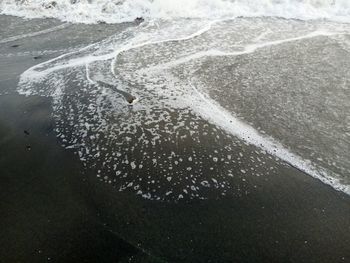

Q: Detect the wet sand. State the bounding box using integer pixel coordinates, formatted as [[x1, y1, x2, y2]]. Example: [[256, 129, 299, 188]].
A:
[[1, 15, 350, 263]]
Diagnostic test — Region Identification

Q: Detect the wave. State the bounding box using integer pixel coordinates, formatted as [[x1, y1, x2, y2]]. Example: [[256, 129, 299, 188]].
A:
[[1, 0, 350, 24], [15, 18, 350, 199]]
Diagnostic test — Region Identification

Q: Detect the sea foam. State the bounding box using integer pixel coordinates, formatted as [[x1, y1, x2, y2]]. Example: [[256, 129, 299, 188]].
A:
[[15, 17, 350, 199], [1, 0, 350, 24]]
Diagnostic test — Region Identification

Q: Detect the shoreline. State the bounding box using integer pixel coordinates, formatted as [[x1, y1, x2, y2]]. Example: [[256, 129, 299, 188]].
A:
[[1, 15, 349, 262]]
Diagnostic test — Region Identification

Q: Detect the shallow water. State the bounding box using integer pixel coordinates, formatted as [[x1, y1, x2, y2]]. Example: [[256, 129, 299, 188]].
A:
[[10, 16, 349, 199], [1, 13, 350, 262]]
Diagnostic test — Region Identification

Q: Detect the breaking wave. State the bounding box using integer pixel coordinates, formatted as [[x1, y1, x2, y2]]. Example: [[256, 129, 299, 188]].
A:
[[1, 0, 350, 24]]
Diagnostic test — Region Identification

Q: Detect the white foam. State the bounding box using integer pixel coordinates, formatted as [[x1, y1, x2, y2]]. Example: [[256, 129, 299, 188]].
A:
[[187, 83, 350, 195], [146, 30, 344, 71], [0, 23, 69, 44], [15, 17, 350, 198], [21, 19, 217, 81], [1, 0, 350, 24]]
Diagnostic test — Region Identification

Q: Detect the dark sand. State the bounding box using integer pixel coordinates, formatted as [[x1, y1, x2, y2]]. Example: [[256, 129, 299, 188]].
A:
[[1, 15, 350, 263]]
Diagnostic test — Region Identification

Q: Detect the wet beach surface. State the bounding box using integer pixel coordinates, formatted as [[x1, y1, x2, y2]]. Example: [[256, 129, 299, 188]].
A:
[[1, 15, 350, 263]]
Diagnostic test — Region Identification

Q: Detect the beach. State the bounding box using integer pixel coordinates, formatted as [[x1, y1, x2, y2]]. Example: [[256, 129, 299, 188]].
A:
[[1, 11, 350, 263]]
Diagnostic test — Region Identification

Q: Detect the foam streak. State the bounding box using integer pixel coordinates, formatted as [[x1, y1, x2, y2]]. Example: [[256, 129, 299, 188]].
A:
[[0, 23, 70, 44]]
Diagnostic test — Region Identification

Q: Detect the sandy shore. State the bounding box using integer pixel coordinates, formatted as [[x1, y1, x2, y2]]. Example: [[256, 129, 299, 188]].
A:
[[0, 15, 350, 263]]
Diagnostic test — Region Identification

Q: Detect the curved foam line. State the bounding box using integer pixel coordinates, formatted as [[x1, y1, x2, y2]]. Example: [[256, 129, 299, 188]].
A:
[[26, 19, 334, 81], [189, 84, 350, 195], [19, 33, 119, 81], [20, 19, 220, 80], [17, 19, 350, 196], [85, 63, 95, 84], [147, 30, 346, 71], [110, 19, 219, 77]]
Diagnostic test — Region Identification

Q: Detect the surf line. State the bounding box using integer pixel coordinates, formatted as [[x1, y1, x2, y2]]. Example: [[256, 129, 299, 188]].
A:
[[18, 19, 221, 81], [19, 19, 221, 99], [146, 30, 343, 71], [188, 82, 350, 195], [110, 19, 220, 77], [18, 26, 125, 82]]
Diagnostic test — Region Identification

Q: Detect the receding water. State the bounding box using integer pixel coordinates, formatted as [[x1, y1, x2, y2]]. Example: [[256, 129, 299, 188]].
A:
[[12, 16, 350, 200]]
